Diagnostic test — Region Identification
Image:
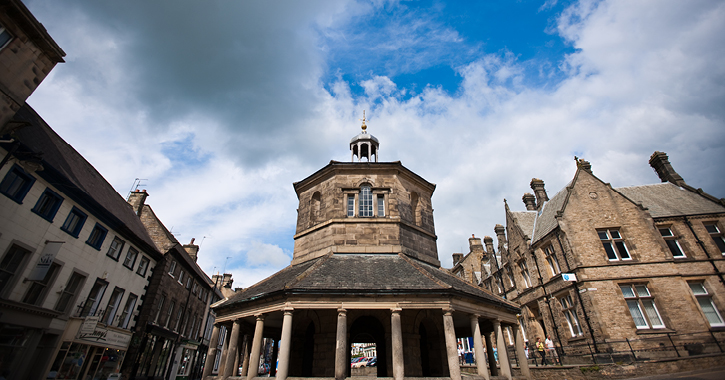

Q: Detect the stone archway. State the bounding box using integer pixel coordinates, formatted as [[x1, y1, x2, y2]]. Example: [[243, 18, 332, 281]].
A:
[[349, 315, 388, 377], [417, 316, 446, 377]]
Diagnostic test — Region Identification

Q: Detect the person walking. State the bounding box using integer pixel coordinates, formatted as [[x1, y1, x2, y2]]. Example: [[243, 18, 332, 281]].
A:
[[535, 337, 547, 366], [545, 335, 558, 365]]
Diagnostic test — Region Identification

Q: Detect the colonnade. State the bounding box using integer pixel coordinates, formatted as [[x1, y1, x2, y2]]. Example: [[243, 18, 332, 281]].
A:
[[203, 307, 530, 380]]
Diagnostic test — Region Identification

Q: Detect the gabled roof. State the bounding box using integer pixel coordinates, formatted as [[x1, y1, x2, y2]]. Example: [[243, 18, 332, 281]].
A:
[[531, 184, 570, 243], [216, 253, 519, 313], [3, 104, 161, 259], [615, 182, 725, 218], [510, 211, 536, 240]]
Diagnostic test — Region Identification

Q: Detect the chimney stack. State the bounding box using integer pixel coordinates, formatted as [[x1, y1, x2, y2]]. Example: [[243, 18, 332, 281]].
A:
[[469, 234, 484, 254], [530, 179, 549, 209], [183, 238, 199, 262], [127, 190, 149, 216], [494, 224, 506, 254], [452, 253, 464, 266], [649, 151, 685, 187], [483, 236, 495, 257], [522, 193, 536, 210]]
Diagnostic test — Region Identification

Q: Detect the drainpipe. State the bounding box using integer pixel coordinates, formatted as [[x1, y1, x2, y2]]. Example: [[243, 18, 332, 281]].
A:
[[529, 249, 564, 353], [556, 232, 598, 353]]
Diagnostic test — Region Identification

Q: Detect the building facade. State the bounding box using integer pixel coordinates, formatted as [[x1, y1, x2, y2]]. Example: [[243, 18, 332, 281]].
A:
[[206, 121, 528, 380], [123, 190, 218, 380], [0, 104, 163, 379], [481, 153, 725, 363]]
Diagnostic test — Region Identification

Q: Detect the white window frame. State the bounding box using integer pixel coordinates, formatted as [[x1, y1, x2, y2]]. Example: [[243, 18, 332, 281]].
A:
[[598, 229, 631, 261], [689, 282, 725, 327], [658, 226, 685, 258], [543, 244, 561, 275], [376, 194, 385, 217], [359, 185, 373, 217], [347, 194, 355, 217], [119, 293, 137, 329], [103, 287, 125, 325], [704, 223, 725, 255], [168, 261, 177, 277], [559, 294, 583, 337], [620, 284, 665, 329]]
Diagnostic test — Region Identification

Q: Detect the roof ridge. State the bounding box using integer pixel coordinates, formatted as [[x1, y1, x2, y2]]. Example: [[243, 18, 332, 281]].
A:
[[398, 253, 451, 289]]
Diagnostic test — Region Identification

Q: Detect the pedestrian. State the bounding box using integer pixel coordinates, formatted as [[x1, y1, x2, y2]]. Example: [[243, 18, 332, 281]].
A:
[[535, 337, 547, 366], [545, 335, 558, 365]]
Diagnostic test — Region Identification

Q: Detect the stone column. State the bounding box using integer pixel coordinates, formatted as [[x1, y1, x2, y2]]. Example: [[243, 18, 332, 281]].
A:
[[241, 334, 251, 376], [391, 308, 405, 380], [223, 320, 242, 379], [469, 315, 490, 380], [484, 331, 499, 376], [202, 324, 221, 378], [443, 309, 461, 380], [218, 326, 231, 377], [247, 314, 265, 380], [514, 324, 531, 380], [493, 320, 512, 380], [276, 308, 294, 380], [334, 308, 347, 380]]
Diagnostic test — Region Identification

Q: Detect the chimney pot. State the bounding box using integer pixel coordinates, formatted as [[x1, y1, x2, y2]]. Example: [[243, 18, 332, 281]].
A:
[[649, 151, 685, 186], [522, 193, 536, 210], [530, 178, 549, 209]]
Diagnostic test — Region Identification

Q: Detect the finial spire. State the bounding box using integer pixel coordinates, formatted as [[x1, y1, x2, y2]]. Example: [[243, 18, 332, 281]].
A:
[[360, 110, 367, 131]]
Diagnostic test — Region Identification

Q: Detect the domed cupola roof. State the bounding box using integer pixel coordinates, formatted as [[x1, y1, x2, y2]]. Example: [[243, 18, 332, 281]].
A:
[[350, 110, 379, 162]]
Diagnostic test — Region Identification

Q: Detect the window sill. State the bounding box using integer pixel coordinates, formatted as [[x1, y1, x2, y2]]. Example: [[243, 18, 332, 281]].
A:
[[85, 242, 102, 251], [61, 228, 81, 239], [635, 328, 676, 335], [31, 209, 56, 223], [566, 336, 586, 342], [106, 255, 120, 262]]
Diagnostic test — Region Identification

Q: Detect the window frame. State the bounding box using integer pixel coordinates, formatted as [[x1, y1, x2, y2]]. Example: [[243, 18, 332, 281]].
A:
[[103, 287, 125, 325], [22, 261, 61, 306], [0, 164, 35, 204], [518, 260, 532, 288], [346, 194, 355, 217], [106, 237, 125, 261], [658, 226, 686, 258], [704, 223, 725, 255], [85, 223, 108, 250], [80, 278, 109, 317], [598, 228, 631, 261], [559, 294, 583, 337], [165, 300, 176, 328], [168, 261, 177, 277], [688, 282, 725, 328], [61, 206, 87, 238], [376, 194, 385, 217], [358, 185, 373, 217], [178, 270, 185, 286], [136, 256, 150, 277], [0, 243, 32, 298], [154, 295, 166, 324], [119, 293, 138, 329], [123, 246, 139, 269], [543, 244, 561, 276], [31, 188, 64, 222], [0, 24, 12, 50], [620, 284, 665, 329], [54, 270, 87, 314]]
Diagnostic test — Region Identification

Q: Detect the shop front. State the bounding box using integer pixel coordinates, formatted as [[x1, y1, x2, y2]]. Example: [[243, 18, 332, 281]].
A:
[[47, 317, 132, 379]]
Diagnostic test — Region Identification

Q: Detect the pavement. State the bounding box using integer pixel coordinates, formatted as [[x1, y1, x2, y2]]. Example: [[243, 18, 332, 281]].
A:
[[623, 366, 725, 380]]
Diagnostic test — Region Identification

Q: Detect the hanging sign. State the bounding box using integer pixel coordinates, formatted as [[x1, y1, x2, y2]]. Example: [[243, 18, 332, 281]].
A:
[[561, 273, 577, 282], [27, 241, 63, 281]]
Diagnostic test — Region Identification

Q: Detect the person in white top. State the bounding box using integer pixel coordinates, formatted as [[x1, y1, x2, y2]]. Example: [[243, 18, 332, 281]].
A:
[[545, 335, 559, 364]]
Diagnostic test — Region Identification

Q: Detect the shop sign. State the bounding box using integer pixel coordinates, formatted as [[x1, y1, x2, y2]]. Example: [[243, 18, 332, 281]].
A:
[[80, 316, 99, 335], [27, 241, 63, 281], [77, 324, 132, 349]]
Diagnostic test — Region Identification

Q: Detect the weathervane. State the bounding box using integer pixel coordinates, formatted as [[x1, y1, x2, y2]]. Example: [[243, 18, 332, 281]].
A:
[[360, 110, 367, 131]]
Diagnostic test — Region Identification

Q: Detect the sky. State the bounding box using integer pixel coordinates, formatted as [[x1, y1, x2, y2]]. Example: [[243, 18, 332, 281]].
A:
[[24, 0, 725, 288]]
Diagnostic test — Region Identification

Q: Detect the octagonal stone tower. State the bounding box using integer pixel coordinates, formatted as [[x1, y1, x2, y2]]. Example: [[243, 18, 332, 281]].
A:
[[292, 123, 438, 266]]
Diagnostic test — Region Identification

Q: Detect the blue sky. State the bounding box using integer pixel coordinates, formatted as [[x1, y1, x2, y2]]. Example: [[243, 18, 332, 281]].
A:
[[25, 0, 725, 287]]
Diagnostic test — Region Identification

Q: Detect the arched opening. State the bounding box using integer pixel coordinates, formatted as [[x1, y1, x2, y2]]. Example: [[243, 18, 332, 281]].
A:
[[410, 192, 421, 226], [418, 317, 446, 376], [359, 185, 373, 217], [302, 322, 315, 376], [349, 316, 387, 377], [310, 192, 321, 225]]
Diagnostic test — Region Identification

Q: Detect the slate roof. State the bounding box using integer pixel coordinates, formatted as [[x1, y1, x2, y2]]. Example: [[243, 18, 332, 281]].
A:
[[217, 253, 519, 313], [531, 186, 569, 243], [615, 182, 725, 218], [3, 104, 161, 258], [510, 211, 536, 240]]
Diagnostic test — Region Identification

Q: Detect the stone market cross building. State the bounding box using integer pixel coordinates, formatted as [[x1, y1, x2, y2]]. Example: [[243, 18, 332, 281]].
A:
[[205, 120, 528, 380]]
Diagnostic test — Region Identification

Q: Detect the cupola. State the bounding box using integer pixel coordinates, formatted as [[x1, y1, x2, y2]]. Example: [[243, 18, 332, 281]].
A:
[[350, 110, 379, 162]]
